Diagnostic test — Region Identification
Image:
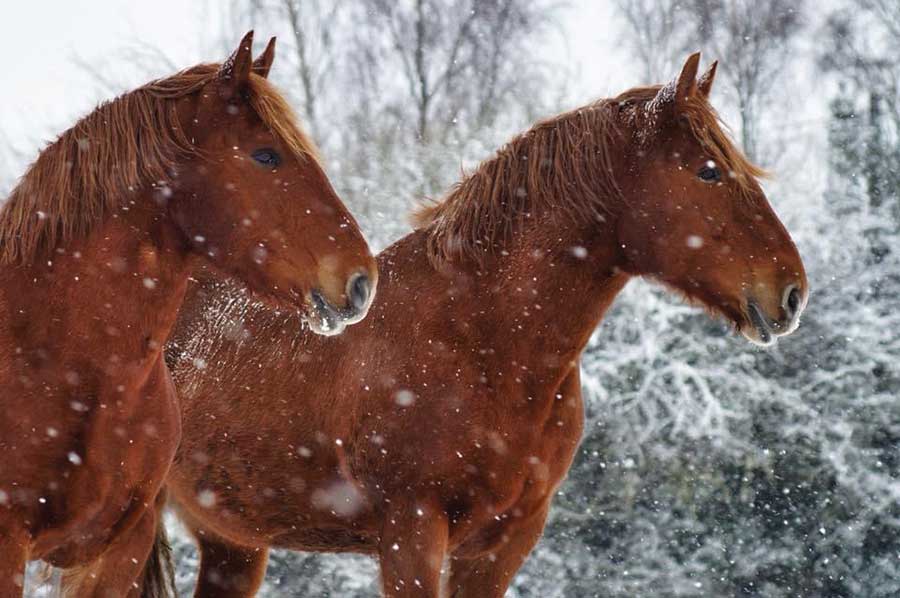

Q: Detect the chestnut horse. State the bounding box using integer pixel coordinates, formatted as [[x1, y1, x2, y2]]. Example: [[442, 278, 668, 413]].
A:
[[161, 54, 808, 597], [0, 32, 376, 597]]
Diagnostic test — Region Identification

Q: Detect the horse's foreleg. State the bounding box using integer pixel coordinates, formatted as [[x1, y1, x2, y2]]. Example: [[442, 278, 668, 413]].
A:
[[448, 501, 550, 598], [0, 522, 29, 597], [60, 502, 160, 598], [378, 498, 449, 598], [193, 535, 268, 598]]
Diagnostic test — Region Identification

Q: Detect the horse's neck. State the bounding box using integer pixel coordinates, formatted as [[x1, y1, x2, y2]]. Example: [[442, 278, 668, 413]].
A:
[[414, 214, 630, 382]]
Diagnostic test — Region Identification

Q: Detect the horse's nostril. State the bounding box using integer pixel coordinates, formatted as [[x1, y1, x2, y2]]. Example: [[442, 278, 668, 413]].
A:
[[784, 286, 802, 317], [348, 273, 371, 311], [788, 289, 800, 311]]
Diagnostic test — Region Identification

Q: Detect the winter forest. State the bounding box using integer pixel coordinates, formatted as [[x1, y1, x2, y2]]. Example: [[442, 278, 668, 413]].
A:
[[2, 0, 899, 597]]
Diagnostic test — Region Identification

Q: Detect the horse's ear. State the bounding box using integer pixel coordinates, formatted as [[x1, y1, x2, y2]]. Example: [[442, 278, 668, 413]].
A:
[[674, 52, 701, 105], [649, 52, 702, 119], [253, 37, 276, 79], [219, 31, 255, 97], [697, 60, 718, 99]]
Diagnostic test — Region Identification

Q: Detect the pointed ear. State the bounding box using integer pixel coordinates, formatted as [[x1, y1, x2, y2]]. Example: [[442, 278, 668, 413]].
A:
[[674, 52, 701, 105], [649, 52, 702, 118], [697, 60, 718, 99], [219, 31, 255, 98], [252, 37, 276, 79]]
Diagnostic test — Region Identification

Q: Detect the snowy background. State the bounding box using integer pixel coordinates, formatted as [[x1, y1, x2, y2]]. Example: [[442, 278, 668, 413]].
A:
[[4, 1, 899, 596]]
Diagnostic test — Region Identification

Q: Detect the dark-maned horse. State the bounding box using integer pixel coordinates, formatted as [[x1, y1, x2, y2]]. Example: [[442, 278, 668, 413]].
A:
[[0, 32, 376, 597], [161, 54, 807, 597]]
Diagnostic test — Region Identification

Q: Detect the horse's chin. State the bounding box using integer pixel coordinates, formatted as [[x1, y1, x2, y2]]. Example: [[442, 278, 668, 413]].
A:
[[247, 286, 345, 336], [300, 290, 367, 337], [698, 296, 778, 347], [302, 309, 348, 337], [739, 301, 778, 347], [740, 324, 778, 347]]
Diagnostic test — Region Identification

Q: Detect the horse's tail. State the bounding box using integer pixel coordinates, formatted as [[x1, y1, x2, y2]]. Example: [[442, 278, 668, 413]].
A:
[[139, 516, 176, 598]]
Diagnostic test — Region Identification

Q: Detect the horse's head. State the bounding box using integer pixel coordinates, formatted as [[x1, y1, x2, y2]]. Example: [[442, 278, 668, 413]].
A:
[[168, 32, 376, 335], [616, 53, 807, 346]]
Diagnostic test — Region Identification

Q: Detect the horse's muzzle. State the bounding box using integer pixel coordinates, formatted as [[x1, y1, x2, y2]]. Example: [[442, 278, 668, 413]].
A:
[[304, 273, 375, 336], [742, 283, 807, 347]]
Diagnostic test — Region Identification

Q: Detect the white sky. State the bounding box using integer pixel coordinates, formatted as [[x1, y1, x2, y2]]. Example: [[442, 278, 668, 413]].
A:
[[0, 2, 627, 158], [0, 1, 210, 146]]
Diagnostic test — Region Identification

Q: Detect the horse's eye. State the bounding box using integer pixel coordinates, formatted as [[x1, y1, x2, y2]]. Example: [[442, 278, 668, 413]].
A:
[[698, 162, 720, 183], [251, 148, 281, 168]]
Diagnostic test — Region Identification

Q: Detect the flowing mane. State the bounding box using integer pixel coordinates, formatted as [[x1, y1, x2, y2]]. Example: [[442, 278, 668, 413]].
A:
[[0, 64, 320, 265], [415, 84, 764, 264]]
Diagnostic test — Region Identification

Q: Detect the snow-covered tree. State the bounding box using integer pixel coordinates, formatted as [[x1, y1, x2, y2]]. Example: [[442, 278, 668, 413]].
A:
[[6, 2, 898, 596]]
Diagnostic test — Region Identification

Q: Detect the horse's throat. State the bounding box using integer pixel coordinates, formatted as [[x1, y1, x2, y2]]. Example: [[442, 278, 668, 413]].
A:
[[484, 245, 627, 354]]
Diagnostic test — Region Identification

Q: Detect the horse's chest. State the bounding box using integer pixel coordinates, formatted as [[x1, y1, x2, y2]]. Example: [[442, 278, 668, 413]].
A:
[[492, 382, 583, 482], [452, 383, 584, 545]]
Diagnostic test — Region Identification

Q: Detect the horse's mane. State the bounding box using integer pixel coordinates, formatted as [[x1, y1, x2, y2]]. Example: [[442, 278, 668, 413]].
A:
[[415, 84, 764, 264], [0, 64, 320, 265]]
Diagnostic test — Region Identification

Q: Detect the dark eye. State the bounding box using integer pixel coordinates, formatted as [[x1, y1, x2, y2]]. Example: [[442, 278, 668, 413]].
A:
[[698, 162, 721, 183], [251, 148, 281, 168]]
